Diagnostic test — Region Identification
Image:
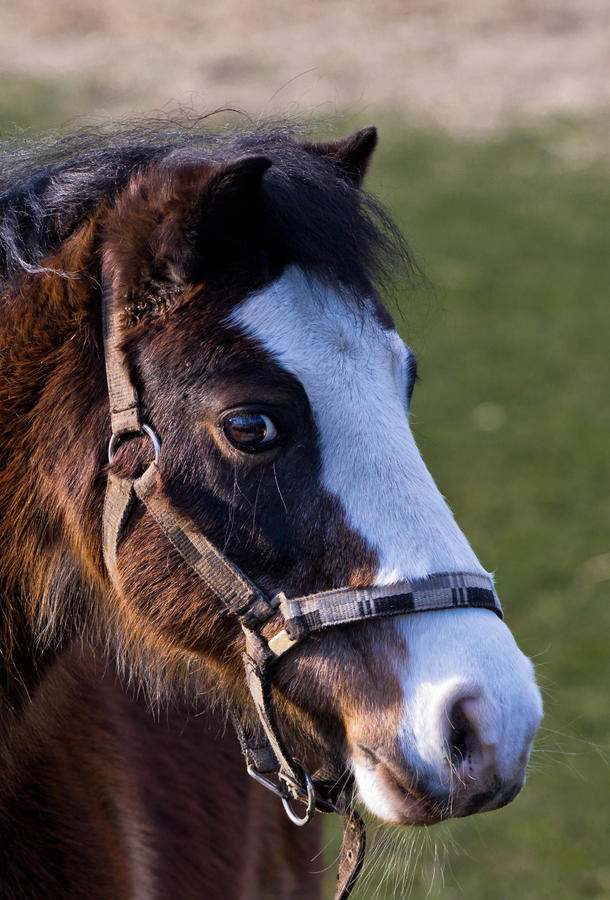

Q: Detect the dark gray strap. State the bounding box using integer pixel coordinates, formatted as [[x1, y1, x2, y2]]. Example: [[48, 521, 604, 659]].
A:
[[242, 629, 301, 783], [229, 711, 279, 775], [133, 463, 278, 629], [268, 571, 501, 654], [334, 805, 366, 900]]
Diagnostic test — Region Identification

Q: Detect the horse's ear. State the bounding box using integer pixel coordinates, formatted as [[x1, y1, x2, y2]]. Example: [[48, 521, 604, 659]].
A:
[[192, 155, 271, 262], [149, 154, 272, 279], [102, 155, 272, 320], [198, 155, 272, 232], [303, 126, 378, 185]]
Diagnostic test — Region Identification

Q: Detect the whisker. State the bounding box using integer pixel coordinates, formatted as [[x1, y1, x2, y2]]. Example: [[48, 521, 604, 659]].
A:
[[272, 462, 289, 514]]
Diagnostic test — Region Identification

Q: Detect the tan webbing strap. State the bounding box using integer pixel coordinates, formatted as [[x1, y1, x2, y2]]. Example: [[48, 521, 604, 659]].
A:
[[133, 463, 278, 629], [101, 281, 141, 436], [102, 472, 136, 587], [271, 571, 502, 649]]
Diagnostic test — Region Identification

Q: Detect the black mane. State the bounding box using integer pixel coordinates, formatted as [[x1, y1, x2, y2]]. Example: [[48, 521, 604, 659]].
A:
[[0, 119, 412, 296]]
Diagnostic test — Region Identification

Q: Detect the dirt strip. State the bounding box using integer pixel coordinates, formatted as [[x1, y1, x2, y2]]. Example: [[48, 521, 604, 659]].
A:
[[1, 0, 609, 133]]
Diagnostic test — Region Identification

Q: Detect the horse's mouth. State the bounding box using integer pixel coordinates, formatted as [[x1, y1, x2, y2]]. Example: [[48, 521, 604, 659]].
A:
[[351, 741, 528, 826], [378, 767, 452, 825], [351, 744, 450, 826]]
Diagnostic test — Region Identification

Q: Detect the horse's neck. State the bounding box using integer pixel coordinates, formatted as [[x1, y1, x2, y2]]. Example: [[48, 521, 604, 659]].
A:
[[0, 643, 324, 900]]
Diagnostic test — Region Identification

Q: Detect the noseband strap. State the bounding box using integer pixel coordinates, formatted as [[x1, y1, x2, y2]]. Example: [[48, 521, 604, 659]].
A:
[[100, 280, 502, 900]]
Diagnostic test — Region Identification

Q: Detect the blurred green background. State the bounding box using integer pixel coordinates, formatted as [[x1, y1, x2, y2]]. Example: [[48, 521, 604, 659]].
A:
[[1, 3, 608, 896]]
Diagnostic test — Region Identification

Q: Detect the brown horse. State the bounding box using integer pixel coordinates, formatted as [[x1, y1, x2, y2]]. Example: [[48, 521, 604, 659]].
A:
[[0, 122, 542, 899]]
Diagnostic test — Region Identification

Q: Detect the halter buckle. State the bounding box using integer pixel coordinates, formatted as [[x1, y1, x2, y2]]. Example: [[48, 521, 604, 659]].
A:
[[247, 760, 317, 827]]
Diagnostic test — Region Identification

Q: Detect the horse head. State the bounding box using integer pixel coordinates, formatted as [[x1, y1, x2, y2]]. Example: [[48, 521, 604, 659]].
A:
[[0, 125, 542, 845], [91, 127, 542, 829]]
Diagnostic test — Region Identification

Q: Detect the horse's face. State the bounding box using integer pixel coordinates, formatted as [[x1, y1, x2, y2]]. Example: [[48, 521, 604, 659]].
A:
[[104, 141, 542, 827], [119, 263, 541, 826], [228, 267, 543, 823]]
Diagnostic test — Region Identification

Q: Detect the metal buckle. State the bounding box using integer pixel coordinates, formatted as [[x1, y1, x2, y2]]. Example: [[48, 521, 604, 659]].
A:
[[108, 423, 161, 465], [247, 760, 317, 827], [279, 764, 316, 827]]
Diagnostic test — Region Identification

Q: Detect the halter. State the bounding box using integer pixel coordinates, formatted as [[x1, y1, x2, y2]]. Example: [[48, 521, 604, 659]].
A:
[[101, 282, 502, 899]]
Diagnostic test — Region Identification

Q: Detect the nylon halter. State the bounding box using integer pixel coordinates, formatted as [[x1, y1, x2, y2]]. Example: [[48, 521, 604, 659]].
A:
[[100, 282, 503, 900]]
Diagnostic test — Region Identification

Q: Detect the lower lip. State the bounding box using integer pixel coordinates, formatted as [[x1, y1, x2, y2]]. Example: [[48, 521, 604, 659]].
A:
[[376, 764, 448, 825], [353, 745, 448, 825], [394, 795, 445, 826]]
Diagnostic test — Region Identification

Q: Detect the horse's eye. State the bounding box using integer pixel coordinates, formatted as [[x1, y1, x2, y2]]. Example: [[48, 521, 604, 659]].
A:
[[222, 411, 279, 451]]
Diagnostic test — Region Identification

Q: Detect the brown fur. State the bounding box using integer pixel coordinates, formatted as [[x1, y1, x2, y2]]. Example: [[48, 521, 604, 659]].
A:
[[0, 648, 322, 899], [0, 130, 409, 896]]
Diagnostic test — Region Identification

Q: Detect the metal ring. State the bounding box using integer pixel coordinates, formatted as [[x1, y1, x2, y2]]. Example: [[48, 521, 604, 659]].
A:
[[246, 764, 286, 801], [108, 424, 161, 465], [280, 765, 316, 827]]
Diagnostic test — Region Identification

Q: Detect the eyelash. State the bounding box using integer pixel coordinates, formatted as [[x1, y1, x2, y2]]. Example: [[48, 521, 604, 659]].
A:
[[406, 355, 419, 403]]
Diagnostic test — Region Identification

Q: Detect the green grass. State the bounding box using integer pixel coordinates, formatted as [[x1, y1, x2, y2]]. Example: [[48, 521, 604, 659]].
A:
[[1, 98, 607, 897], [0, 72, 112, 135], [322, 123, 610, 899]]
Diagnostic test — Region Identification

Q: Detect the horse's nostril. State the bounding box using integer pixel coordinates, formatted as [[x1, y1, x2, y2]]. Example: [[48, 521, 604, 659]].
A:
[[447, 697, 476, 766], [445, 695, 498, 779]]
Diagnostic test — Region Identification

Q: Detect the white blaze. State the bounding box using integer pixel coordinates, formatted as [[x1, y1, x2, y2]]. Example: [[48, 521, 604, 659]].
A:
[[231, 267, 542, 820], [231, 267, 480, 579]]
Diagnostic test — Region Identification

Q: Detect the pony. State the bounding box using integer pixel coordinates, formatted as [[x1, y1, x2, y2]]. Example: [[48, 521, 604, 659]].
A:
[[0, 121, 543, 899]]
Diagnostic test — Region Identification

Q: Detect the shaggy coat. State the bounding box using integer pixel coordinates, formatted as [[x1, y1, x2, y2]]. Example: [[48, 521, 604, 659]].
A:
[[0, 121, 543, 898], [0, 123, 404, 899]]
